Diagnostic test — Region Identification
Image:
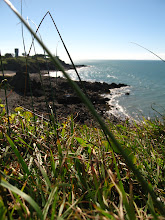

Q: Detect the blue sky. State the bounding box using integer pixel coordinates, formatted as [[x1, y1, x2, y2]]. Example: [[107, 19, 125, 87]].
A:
[[0, 0, 165, 62]]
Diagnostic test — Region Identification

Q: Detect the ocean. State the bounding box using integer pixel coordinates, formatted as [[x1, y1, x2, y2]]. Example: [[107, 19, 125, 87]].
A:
[[49, 60, 165, 121]]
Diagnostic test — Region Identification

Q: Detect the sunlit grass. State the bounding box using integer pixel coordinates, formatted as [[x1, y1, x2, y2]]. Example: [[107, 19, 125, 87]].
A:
[[0, 105, 165, 219]]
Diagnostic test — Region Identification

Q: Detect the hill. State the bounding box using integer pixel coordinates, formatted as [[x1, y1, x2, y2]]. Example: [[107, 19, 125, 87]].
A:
[[1, 55, 85, 73]]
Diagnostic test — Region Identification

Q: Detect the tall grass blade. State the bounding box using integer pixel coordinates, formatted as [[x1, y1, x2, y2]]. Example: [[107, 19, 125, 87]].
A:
[[0, 51, 10, 135], [0, 198, 7, 219], [28, 11, 87, 95], [34, 159, 52, 190], [21, 0, 26, 57], [11, 192, 29, 217], [6, 135, 30, 176], [48, 11, 88, 95], [131, 42, 165, 62], [43, 186, 58, 220], [51, 189, 58, 220], [0, 179, 43, 219], [111, 149, 136, 220], [20, 1, 37, 132], [58, 196, 65, 218]]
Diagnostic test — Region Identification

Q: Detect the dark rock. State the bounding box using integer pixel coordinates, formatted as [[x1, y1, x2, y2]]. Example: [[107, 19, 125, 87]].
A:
[[10, 71, 42, 96], [118, 83, 128, 88], [57, 94, 81, 104]]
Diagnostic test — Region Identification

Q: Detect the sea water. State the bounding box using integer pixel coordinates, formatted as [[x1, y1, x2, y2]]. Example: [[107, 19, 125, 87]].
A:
[[49, 60, 165, 121]]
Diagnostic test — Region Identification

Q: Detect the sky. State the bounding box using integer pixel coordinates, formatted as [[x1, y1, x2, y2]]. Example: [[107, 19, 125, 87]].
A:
[[0, 0, 165, 62]]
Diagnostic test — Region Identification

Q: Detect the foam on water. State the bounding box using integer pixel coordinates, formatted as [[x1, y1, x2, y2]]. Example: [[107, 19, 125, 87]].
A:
[[107, 86, 132, 120], [107, 74, 118, 79], [48, 66, 94, 81]]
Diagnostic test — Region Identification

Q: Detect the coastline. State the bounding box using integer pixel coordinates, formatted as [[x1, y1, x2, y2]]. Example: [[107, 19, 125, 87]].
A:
[[0, 71, 128, 125]]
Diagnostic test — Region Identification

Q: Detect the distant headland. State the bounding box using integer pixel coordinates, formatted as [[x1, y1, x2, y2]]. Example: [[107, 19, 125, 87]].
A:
[[1, 53, 85, 73]]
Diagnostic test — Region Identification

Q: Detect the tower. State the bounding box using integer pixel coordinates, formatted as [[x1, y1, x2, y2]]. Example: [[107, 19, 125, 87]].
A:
[[15, 48, 19, 57]]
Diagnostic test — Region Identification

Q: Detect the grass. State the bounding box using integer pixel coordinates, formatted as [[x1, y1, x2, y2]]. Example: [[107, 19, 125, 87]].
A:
[[1, 0, 165, 218], [1, 56, 69, 73], [0, 105, 165, 219]]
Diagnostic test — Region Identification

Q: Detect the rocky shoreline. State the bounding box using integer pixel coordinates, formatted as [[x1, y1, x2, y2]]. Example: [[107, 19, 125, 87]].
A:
[[0, 71, 128, 125]]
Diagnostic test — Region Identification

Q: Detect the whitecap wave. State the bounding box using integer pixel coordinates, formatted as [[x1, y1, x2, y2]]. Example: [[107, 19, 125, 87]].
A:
[[46, 66, 92, 81], [107, 74, 118, 79]]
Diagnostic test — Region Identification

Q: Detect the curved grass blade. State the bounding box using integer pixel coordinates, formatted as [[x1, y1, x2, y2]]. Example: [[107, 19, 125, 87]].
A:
[[131, 42, 165, 62], [6, 135, 30, 176], [28, 11, 87, 95], [4, 0, 165, 216], [34, 159, 51, 190], [43, 186, 58, 220], [0, 179, 43, 219]]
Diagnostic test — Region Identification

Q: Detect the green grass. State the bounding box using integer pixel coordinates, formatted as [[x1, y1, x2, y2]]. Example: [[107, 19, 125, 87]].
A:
[[0, 105, 165, 219], [1, 1, 165, 218]]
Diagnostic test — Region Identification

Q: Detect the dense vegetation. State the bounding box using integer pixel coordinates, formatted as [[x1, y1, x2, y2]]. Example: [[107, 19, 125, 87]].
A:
[[1, 55, 74, 73], [0, 103, 165, 219]]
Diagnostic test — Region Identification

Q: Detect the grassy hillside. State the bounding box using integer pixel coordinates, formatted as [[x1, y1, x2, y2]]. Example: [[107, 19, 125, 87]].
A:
[[1, 55, 77, 73], [0, 104, 165, 219]]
